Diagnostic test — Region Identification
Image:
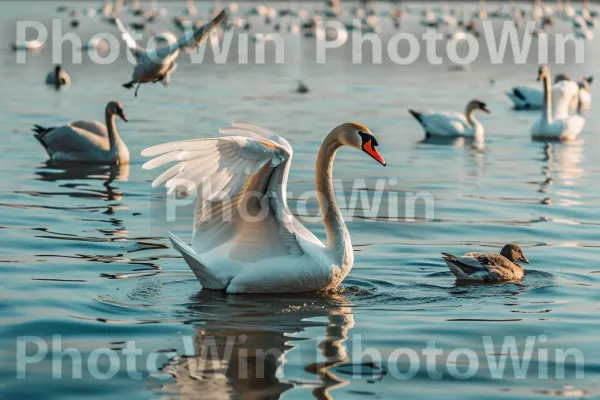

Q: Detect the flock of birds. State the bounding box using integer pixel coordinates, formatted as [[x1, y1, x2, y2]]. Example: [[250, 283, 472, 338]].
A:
[[11, 0, 598, 293]]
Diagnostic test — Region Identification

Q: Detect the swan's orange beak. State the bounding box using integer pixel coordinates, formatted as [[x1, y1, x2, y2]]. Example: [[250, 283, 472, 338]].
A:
[[363, 139, 386, 166], [118, 111, 128, 122]]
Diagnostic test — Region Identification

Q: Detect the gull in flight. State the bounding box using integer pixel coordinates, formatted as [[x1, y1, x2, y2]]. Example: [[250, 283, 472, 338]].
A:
[[116, 9, 227, 96]]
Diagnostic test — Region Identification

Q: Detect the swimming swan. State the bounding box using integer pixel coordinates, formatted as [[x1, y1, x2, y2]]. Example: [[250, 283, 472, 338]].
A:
[[142, 122, 386, 294]]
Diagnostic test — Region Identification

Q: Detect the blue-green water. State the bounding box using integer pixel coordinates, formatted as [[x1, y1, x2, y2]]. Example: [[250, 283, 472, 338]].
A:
[[1, 1, 600, 399]]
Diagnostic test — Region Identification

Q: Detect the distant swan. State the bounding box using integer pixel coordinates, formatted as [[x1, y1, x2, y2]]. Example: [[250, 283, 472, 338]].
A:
[[33, 101, 129, 164], [142, 121, 386, 293], [531, 65, 585, 141], [45, 65, 70, 89], [409, 99, 490, 139]]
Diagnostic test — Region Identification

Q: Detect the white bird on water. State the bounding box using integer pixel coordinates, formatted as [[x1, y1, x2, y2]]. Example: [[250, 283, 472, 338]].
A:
[[409, 99, 490, 139], [531, 65, 585, 141], [32, 101, 130, 164], [142, 121, 386, 294], [116, 9, 227, 97]]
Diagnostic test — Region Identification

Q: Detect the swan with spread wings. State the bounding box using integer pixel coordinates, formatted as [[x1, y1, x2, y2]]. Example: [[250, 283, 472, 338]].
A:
[[142, 122, 386, 294], [116, 10, 226, 96]]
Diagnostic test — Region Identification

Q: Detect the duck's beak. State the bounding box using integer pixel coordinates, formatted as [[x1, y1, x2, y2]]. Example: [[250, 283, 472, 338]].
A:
[[363, 139, 386, 166], [520, 255, 530, 264]]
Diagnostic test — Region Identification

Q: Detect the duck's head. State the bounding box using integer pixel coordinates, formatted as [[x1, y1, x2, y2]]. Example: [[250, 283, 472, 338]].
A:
[[537, 65, 551, 82], [107, 101, 128, 122], [334, 122, 386, 166], [501, 244, 529, 264]]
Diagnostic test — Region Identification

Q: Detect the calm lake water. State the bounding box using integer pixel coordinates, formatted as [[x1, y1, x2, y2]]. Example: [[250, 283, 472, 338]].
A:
[[2, 1, 600, 399]]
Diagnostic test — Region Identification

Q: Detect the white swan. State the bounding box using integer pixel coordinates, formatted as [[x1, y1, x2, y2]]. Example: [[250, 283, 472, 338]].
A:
[[142, 122, 386, 294], [408, 99, 490, 139], [531, 65, 585, 141], [507, 73, 580, 111], [45, 65, 70, 89], [33, 101, 129, 164], [116, 10, 226, 96]]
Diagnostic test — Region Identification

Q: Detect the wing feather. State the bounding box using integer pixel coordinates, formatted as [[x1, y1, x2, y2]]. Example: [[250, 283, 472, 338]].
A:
[[142, 123, 315, 263], [115, 18, 145, 59]]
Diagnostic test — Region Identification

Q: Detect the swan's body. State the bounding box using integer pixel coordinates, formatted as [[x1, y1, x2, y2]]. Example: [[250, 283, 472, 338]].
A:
[[409, 99, 490, 139], [116, 10, 226, 96], [142, 122, 386, 294], [442, 244, 529, 282], [508, 75, 591, 113], [33, 101, 129, 164], [45, 65, 70, 89], [531, 65, 585, 141]]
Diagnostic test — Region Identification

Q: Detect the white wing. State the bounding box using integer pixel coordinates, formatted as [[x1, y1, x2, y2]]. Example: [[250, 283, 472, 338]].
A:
[[415, 111, 469, 136], [115, 18, 146, 59], [153, 10, 227, 60], [552, 80, 580, 119], [142, 123, 318, 264]]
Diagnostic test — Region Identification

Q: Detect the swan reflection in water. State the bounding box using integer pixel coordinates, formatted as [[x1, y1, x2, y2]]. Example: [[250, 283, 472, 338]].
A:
[[158, 290, 355, 399], [34, 162, 130, 202]]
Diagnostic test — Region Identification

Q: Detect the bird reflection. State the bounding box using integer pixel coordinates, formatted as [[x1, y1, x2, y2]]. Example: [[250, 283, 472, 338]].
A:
[[34, 162, 130, 201], [538, 141, 583, 197], [158, 290, 354, 399]]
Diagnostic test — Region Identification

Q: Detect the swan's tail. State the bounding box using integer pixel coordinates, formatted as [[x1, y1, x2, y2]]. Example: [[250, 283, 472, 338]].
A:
[[32, 125, 54, 155], [506, 91, 528, 109], [408, 109, 423, 122], [168, 232, 229, 290]]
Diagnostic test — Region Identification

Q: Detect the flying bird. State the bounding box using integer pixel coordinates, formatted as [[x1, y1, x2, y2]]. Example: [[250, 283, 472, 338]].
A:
[[116, 9, 227, 97]]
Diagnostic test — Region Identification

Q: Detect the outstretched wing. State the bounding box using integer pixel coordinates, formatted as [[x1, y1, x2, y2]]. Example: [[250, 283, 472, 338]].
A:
[[115, 18, 146, 60], [142, 123, 319, 264], [155, 9, 227, 59]]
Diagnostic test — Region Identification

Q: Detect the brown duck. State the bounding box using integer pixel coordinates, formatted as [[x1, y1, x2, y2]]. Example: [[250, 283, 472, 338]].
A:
[[442, 244, 529, 283]]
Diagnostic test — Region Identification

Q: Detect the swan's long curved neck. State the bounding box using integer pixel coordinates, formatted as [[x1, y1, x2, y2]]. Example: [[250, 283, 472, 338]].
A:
[[465, 103, 477, 128], [542, 75, 553, 123], [315, 132, 352, 263], [105, 110, 120, 152]]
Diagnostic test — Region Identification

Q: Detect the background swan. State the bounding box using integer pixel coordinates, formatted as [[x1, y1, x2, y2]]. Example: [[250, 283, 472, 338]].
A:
[[45, 65, 70, 89], [409, 99, 490, 139], [531, 65, 585, 141], [116, 10, 226, 96], [142, 122, 386, 294], [507, 73, 581, 111], [33, 101, 129, 164]]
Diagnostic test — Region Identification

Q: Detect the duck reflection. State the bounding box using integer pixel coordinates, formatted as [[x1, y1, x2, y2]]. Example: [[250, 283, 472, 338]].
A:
[[160, 290, 354, 399], [34, 162, 130, 201]]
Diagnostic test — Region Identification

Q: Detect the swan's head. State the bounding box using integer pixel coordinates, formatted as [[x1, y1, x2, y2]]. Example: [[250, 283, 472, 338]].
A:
[[537, 65, 551, 82], [107, 101, 128, 122], [500, 244, 529, 264], [468, 99, 490, 114], [335, 122, 386, 166], [554, 73, 570, 83]]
